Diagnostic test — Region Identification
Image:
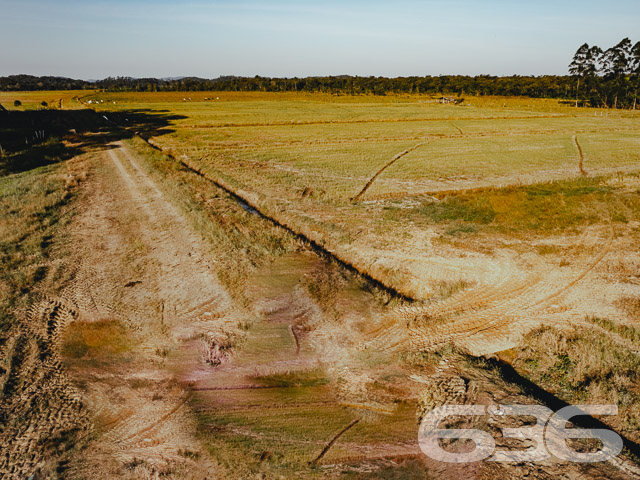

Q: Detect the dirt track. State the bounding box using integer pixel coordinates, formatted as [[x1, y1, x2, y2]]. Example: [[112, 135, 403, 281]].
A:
[[351, 140, 429, 202], [363, 225, 618, 356], [574, 134, 588, 175], [58, 141, 423, 476], [56, 141, 237, 477]]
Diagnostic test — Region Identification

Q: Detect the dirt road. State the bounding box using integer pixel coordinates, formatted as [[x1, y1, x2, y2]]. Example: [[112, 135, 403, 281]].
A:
[[58, 141, 238, 477]]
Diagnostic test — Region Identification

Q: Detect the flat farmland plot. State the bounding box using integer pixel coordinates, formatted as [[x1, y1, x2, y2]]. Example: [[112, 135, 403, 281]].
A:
[[87, 92, 640, 307], [142, 102, 640, 203]]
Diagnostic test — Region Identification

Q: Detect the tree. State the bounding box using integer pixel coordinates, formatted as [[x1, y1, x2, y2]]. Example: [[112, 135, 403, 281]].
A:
[[602, 38, 633, 108], [631, 41, 640, 110], [584, 46, 603, 107], [632, 41, 640, 73], [569, 43, 602, 107], [569, 43, 590, 106]]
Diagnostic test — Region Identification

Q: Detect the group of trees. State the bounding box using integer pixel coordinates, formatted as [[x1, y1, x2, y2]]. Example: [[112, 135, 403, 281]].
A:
[[569, 38, 640, 108], [1, 38, 637, 108]]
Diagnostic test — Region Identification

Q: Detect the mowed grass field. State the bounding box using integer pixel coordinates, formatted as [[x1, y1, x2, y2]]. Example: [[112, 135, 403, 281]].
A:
[[83, 92, 640, 299], [83, 91, 640, 304], [0, 90, 89, 111], [86, 91, 640, 204]]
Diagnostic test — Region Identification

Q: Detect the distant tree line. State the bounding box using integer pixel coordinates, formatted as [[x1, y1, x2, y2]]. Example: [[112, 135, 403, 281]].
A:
[[94, 74, 581, 98], [0, 74, 91, 91], [1, 38, 637, 108], [0, 74, 583, 99]]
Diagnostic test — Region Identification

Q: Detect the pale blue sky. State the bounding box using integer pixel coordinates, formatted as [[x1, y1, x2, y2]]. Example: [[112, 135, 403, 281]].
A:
[[1, 0, 638, 79]]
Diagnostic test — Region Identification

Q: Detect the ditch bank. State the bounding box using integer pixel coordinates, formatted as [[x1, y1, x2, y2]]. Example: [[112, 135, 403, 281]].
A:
[[138, 133, 416, 303]]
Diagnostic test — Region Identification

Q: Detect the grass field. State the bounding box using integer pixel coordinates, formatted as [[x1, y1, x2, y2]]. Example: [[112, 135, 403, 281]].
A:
[[0, 90, 89, 111], [0, 108, 93, 476], [86, 92, 640, 203], [82, 92, 640, 301]]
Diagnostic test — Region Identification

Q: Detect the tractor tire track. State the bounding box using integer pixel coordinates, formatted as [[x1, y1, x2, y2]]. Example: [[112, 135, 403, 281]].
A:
[[309, 419, 359, 465], [122, 394, 191, 442], [573, 134, 588, 175], [364, 225, 615, 356], [290, 325, 301, 355], [351, 141, 429, 202], [0, 296, 89, 478], [450, 122, 464, 135]]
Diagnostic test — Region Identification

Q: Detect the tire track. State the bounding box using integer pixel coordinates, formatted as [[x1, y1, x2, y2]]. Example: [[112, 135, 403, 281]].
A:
[[309, 419, 359, 465], [290, 325, 301, 355], [426, 227, 613, 354], [363, 225, 615, 356], [0, 296, 89, 477], [351, 141, 429, 202], [63, 141, 240, 476], [573, 134, 588, 175], [450, 122, 464, 135], [122, 394, 190, 442]]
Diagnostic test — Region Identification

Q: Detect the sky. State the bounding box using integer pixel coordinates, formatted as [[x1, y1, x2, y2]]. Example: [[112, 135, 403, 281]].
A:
[[1, 0, 639, 79]]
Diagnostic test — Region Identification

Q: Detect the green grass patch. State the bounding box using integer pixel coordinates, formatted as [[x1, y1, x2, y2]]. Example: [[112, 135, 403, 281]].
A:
[[61, 319, 133, 362], [418, 176, 634, 235], [419, 197, 495, 224], [587, 316, 640, 343], [249, 368, 329, 388]]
